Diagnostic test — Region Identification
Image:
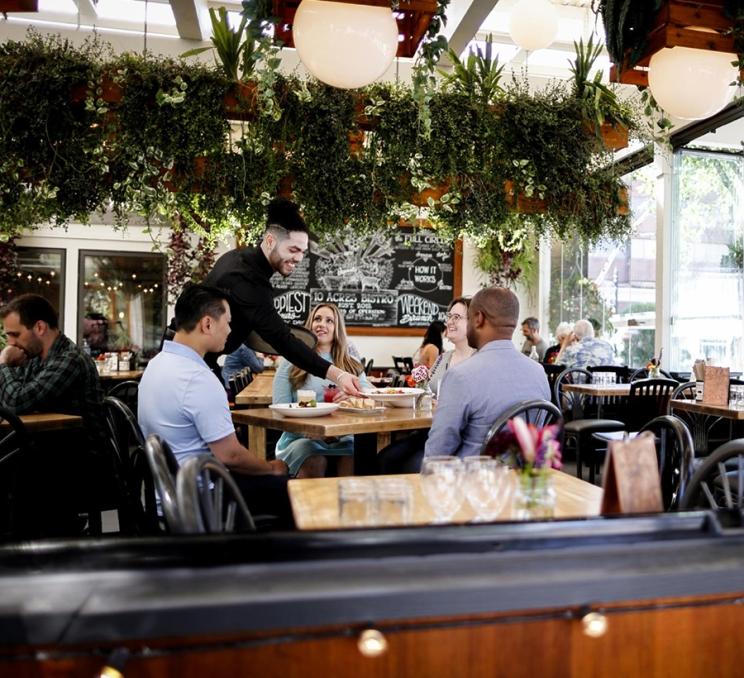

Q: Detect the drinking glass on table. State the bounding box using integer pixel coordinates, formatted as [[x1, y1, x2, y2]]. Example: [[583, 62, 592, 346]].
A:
[[376, 478, 413, 525], [338, 478, 376, 527], [420, 456, 464, 523], [463, 456, 514, 522]]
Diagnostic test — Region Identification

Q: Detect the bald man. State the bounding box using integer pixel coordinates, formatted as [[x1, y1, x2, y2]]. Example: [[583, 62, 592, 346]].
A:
[[424, 287, 551, 459]]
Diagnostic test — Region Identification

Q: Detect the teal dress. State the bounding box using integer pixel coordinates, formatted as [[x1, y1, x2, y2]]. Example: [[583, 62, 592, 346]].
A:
[[271, 352, 371, 476]]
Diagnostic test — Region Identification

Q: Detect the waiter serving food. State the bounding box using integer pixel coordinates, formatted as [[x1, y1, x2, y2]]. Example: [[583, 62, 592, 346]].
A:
[[204, 198, 363, 396]]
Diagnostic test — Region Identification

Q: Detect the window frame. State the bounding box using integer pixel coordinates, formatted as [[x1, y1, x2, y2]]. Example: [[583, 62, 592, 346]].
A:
[[14, 246, 67, 328]]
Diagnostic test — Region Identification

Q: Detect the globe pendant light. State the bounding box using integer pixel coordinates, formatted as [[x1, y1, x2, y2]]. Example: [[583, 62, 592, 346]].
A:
[[648, 46, 737, 121], [292, 0, 399, 89], [509, 0, 559, 52]]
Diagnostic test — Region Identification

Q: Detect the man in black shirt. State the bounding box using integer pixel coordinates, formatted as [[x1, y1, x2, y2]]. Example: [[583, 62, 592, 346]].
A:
[[205, 198, 363, 395]]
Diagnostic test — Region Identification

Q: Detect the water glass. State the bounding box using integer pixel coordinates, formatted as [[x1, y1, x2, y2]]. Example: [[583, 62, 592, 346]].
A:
[[463, 456, 514, 522], [376, 478, 413, 525], [420, 456, 464, 523], [339, 478, 376, 527]]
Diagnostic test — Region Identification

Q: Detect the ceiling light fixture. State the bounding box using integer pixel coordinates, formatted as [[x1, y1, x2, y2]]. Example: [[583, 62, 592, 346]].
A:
[[292, 0, 398, 89], [509, 0, 559, 52]]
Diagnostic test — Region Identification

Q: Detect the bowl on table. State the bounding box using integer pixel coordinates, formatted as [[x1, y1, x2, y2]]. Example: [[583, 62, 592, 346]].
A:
[[364, 387, 424, 408], [269, 402, 339, 418]]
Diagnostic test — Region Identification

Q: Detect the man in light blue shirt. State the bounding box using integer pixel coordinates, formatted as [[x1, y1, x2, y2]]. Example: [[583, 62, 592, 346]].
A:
[[424, 287, 551, 459], [139, 284, 291, 526]]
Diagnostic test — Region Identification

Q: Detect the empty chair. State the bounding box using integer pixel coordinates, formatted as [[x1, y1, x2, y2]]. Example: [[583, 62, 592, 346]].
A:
[[143, 434, 184, 533], [480, 400, 562, 457], [392, 356, 414, 375], [679, 439, 744, 510], [103, 396, 159, 535], [364, 358, 375, 376], [542, 364, 565, 406], [638, 415, 694, 511], [106, 380, 140, 416], [177, 454, 256, 534], [0, 407, 30, 538], [555, 368, 625, 483], [624, 378, 678, 432]]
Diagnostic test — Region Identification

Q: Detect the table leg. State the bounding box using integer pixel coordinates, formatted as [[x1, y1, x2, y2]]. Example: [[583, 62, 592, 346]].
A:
[[354, 432, 378, 476], [248, 425, 267, 461]]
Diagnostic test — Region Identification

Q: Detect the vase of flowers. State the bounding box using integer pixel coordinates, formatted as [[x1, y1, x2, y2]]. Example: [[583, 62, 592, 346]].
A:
[[486, 418, 562, 520], [646, 348, 663, 378], [411, 364, 433, 412]]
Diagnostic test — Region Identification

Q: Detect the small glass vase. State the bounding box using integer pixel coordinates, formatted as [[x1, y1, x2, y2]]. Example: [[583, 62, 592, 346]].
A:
[[416, 383, 434, 413], [513, 470, 556, 520]]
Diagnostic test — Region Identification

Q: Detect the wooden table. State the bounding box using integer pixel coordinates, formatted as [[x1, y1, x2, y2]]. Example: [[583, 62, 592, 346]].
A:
[[99, 370, 144, 381], [288, 470, 603, 530], [0, 412, 84, 432], [671, 398, 744, 455], [234, 373, 274, 406], [562, 383, 631, 397], [232, 406, 433, 474]]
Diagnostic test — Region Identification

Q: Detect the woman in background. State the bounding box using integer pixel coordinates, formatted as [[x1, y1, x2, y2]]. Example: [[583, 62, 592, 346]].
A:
[[272, 303, 370, 478], [413, 319, 446, 369], [428, 297, 475, 398]]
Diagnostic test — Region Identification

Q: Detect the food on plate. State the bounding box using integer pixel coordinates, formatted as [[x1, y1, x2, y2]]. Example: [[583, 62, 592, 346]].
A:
[[374, 388, 406, 394], [297, 389, 317, 407], [340, 397, 377, 410]]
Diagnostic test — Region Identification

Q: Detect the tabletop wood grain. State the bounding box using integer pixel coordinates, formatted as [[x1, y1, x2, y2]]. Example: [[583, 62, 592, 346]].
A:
[[288, 470, 603, 530], [562, 383, 631, 397], [234, 373, 274, 406], [671, 399, 744, 420], [0, 412, 85, 432]]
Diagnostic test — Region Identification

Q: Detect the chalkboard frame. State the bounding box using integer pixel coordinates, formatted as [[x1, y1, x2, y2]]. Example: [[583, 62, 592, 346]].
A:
[[346, 237, 463, 336]]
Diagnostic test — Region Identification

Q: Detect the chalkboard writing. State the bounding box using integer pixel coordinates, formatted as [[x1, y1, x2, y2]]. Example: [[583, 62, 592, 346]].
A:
[[270, 227, 462, 335]]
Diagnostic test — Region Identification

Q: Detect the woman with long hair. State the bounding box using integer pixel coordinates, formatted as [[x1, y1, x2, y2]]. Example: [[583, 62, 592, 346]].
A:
[[412, 319, 446, 369], [272, 303, 370, 478]]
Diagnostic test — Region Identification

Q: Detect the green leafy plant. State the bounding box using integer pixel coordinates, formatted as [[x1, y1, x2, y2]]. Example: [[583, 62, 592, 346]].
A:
[[441, 35, 505, 107]]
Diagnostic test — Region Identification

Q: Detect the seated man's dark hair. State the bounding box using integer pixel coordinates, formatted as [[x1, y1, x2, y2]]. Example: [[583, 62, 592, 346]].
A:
[[174, 284, 230, 332], [0, 294, 59, 329], [265, 197, 309, 238]]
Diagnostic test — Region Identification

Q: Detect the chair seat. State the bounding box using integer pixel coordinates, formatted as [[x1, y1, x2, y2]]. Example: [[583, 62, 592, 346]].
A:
[[592, 430, 638, 443], [564, 418, 625, 434]]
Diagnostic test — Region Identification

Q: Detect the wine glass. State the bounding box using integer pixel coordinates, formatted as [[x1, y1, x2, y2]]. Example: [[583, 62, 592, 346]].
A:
[[420, 456, 464, 523], [463, 456, 514, 522]]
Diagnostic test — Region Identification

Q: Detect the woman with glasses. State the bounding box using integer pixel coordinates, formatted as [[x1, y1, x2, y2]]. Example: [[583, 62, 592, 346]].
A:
[[428, 297, 475, 398]]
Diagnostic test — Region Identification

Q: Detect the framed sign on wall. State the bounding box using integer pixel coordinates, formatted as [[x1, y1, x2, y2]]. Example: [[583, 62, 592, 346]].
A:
[[270, 226, 463, 336]]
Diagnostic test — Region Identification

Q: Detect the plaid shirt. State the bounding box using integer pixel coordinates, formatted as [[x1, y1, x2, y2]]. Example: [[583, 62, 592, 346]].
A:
[[0, 333, 106, 449]]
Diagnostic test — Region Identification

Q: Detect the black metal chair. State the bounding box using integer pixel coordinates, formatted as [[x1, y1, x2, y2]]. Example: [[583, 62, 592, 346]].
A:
[[106, 380, 140, 416], [679, 439, 744, 510], [624, 378, 678, 432], [364, 358, 375, 376], [542, 364, 565, 406], [0, 407, 30, 539], [671, 381, 696, 402], [103, 396, 159, 535], [638, 415, 695, 511], [177, 454, 256, 534], [554, 368, 625, 483], [480, 400, 562, 458], [392, 356, 413, 374], [588, 365, 631, 383], [144, 434, 184, 533], [629, 367, 674, 382]]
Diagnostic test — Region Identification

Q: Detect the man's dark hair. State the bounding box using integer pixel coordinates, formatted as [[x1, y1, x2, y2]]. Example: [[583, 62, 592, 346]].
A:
[[264, 198, 309, 239], [174, 284, 230, 332], [522, 317, 539, 331], [0, 294, 59, 329]]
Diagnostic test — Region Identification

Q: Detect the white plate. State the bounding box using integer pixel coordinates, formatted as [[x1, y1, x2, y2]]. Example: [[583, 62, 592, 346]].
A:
[[364, 387, 424, 408], [337, 403, 387, 416], [269, 402, 339, 418]]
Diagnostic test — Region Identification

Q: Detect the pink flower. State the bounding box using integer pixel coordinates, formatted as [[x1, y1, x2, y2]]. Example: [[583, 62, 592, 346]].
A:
[[509, 417, 536, 463]]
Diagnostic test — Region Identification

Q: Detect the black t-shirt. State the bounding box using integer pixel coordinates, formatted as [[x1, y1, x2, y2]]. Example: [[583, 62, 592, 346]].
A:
[[204, 246, 331, 379]]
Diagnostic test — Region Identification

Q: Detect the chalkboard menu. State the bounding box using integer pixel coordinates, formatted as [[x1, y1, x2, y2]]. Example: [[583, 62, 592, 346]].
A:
[[270, 227, 462, 336]]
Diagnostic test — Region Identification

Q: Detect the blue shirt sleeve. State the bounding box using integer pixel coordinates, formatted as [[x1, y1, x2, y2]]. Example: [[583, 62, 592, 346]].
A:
[[182, 369, 236, 444], [272, 358, 296, 405], [424, 368, 469, 457]]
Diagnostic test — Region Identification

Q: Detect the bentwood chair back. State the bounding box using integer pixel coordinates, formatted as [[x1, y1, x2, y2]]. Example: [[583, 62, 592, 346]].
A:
[[679, 439, 744, 511], [638, 415, 695, 511], [392, 356, 414, 375], [480, 400, 562, 459], [177, 454, 256, 534], [0, 407, 30, 538], [144, 434, 184, 533], [103, 396, 159, 535], [624, 378, 678, 432], [542, 364, 565, 405], [106, 380, 140, 416]]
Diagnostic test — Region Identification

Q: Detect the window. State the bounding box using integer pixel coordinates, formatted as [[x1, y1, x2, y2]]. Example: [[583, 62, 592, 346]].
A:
[[548, 163, 657, 366], [669, 149, 744, 371], [6, 247, 65, 325], [78, 251, 166, 360]]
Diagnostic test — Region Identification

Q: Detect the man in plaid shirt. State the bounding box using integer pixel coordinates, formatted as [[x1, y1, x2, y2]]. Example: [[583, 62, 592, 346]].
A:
[[0, 294, 105, 450]]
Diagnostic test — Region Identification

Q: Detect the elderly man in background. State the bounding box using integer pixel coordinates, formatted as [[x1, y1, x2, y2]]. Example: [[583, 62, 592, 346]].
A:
[[520, 316, 548, 361], [423, 287, 551, 460], [559, 318, 615, 369], [544, 321, 573, 365]]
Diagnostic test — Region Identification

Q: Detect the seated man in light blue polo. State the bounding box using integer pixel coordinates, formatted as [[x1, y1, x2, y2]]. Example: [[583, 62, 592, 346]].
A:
[[424, 287, 551, 459], [559, 318, 615, 370], [138, 283, 292, 527]]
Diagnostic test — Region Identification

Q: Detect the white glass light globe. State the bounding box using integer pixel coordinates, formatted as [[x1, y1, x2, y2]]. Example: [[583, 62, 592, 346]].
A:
[[509, 0, 559, 52], [648, 46, 737, 120], [292, 0, 399, 89]]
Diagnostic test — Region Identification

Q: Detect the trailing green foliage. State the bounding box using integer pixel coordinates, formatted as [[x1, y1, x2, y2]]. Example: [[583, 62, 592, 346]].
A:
[[0, 30, 642, 264]]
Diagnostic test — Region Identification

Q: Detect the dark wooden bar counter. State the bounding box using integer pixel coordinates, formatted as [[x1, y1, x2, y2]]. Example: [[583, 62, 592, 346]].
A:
[[2, 512, 744, 676]]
